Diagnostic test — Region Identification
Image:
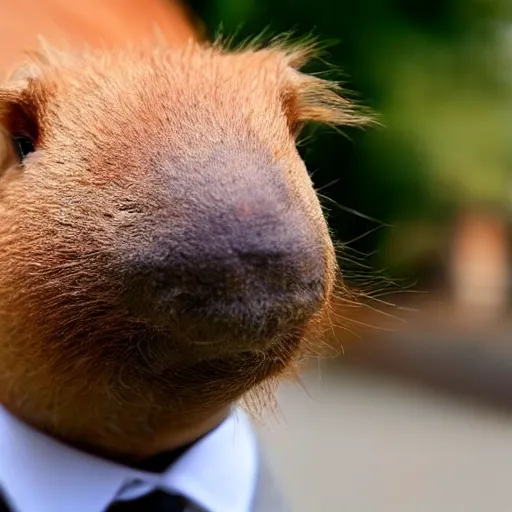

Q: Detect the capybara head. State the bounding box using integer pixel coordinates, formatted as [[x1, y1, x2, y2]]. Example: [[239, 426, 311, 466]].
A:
[[0, 39, 368, 455]]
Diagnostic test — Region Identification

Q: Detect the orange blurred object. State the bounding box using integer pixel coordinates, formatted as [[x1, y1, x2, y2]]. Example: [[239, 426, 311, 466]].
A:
[[450, 210, 510, 320], [0, 0, 198, 74]]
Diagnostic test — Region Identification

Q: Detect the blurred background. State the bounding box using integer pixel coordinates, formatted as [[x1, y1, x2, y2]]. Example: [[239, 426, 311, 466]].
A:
[[185, 1, 512, 510], [6, 0, 512, 508]]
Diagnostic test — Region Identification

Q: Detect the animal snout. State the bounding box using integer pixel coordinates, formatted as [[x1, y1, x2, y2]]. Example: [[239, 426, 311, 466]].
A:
[[123, 194, 328, 349]]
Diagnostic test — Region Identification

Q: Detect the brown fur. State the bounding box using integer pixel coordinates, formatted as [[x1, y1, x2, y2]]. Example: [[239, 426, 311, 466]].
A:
[[0, 5, 370, 460]]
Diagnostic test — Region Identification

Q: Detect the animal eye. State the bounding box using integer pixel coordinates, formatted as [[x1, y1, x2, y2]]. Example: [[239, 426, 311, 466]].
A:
[[12, 136, 35, 161]]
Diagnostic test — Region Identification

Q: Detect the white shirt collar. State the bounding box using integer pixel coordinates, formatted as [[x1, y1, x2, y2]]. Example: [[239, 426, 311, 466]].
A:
[[0, 405, 258, 512]]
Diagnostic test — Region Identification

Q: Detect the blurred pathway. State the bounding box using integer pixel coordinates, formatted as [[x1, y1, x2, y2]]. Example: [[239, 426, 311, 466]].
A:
[[255, 363, 512, 512]]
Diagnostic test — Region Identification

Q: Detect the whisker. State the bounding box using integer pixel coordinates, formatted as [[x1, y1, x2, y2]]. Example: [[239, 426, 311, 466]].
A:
[[318, 193, 392, 226], [315, 178, 340, 193]]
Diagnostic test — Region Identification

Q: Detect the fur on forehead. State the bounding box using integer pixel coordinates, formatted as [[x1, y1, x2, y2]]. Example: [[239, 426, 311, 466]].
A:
[[2, 36, 372, 131]]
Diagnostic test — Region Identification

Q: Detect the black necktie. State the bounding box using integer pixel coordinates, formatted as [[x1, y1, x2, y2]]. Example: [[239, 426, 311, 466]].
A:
[[106, 489, 186, 512]]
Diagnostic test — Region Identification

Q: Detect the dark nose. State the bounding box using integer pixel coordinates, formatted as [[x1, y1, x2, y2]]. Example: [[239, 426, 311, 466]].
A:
[[125, 194, 327, 347]]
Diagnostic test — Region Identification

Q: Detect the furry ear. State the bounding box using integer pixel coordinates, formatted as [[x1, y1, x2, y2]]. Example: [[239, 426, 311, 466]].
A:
[[280, 44, 374, 134], [212, 33, 374, 132], [247, 38, 374, 136]]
